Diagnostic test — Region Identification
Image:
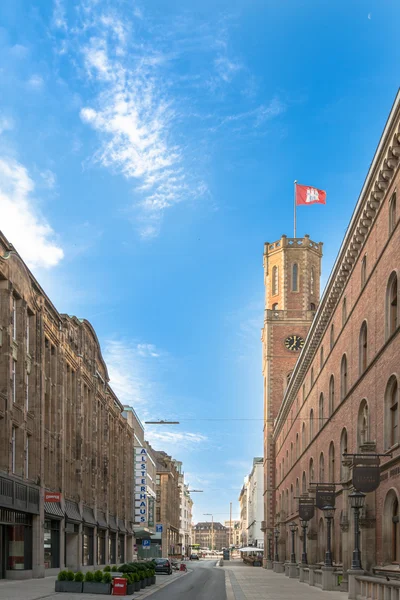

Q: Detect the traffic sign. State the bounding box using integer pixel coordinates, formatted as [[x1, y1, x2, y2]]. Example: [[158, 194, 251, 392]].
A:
[[142, 539, 151, 548], [156, 524, 163, 533]]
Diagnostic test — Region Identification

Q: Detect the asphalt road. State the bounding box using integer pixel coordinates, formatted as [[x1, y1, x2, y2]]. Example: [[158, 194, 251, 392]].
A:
[[151, 560, 225, 600]]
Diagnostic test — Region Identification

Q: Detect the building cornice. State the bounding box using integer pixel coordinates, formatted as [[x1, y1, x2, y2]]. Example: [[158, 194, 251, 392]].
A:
[[274, 88, 400, 437]]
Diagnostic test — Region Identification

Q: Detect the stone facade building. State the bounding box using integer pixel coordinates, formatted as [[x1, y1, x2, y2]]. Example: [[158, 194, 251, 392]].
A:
[[192, 521, 227, 551], [239, 480, 248, 547], [224, 520, 241, 547], [178, 473, 193, 557], [247, 458, 264, 549], [154, 451, 180, 557], [262, 91, 400, 594], [0, 231, 135, 579]]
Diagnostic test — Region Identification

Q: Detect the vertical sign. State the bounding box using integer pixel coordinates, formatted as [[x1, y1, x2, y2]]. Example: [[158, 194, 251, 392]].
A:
[[135, 448, 147, 524], [148, 497, 155, 527]]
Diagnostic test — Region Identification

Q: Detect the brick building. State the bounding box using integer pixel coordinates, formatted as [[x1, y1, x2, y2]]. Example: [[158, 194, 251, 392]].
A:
[[154, 451, 180, 557], [0, 231, 135, 579], [192, 521, 228, 551], [262, 91, 400, 592]]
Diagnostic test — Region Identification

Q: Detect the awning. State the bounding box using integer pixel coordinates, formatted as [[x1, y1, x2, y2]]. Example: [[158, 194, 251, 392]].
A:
[[133, 527, 155, 540], [126, 522, 133, 534], [118, 519, 127, 533], [83, 506, 96, 526], [44, 502, 64, 519], [239, 547, 264, 553], [65, 501, 82, 523], [108, 514, 118, 531], [97, 511, 108, 529]]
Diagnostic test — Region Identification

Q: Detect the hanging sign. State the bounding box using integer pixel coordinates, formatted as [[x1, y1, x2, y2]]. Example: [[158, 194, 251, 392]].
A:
[[45, 492, 61, 502], [135, 447, 148, 524], [352, 455, 380, 493], [298, 499, 315, 521], [315, 485, 336, 510], [148, 497, 155, 528]]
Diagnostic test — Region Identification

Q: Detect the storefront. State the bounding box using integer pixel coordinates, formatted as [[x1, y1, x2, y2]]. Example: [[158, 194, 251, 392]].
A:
[[117, 519, 126, 564], [44, 499, 63, 570], [108, 515, 117, 565], [82, 506, 96, 566], [97, 512, 107, 566], [64, 501, 81, 571]]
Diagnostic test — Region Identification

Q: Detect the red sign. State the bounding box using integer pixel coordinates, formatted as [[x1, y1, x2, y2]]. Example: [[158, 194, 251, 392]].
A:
[[45, 492, 61, 502], [112, 578, 127, 595], [295, 184, 326, 206]]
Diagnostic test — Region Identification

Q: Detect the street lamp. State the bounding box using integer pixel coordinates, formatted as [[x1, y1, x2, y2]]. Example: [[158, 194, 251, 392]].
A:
[[300, 519, 308, 565], [145, 420, 180, 424], [289, 522, 297, 564], [204, 513, 214, 551], [274, 526, 280, 562], [267, 532, 273, 562], [349, 491, 366, 570], [322, 505, 335, 567]]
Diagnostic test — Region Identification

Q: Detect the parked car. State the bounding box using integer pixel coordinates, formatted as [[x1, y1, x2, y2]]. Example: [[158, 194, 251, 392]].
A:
[[154, 558, 172, 575], [190, 554, 199, 560]]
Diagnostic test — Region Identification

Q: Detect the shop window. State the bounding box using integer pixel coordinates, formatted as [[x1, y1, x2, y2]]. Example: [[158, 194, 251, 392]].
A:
[[7, 522, 32, 570], [118, 535, 125, 564], [109, 532, 116, 564], [389, 192, 397, 235], [97, 530, 106, 565], [44, 520, 60, 568], [83, 526, 94, 566], [359, 321, 368, 374], [329, 375, 335, 416], [386, 272, 398, 339], [292, 263, 298, 292]]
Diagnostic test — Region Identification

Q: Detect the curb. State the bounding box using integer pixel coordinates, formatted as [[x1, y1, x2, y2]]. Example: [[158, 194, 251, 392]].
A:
[[136, 571, 189, 598], [225, 571, 235, 600]]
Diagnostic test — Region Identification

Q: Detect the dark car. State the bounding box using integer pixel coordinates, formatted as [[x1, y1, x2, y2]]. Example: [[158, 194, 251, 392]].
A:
[[154, 558, 172, 575], [190, 554, 199, 560]]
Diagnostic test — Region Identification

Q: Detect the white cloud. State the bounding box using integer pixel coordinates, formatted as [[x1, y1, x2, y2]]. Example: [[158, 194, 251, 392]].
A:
[[214, 55, 242, 83], [27, 74, 44, 90], [0, 157, 64, 269], [52, 0, 67, 30], [146, 430, 208, 451], [40, 169, 57, 189], [0, 116, 13, 135], [368, 13, 372, 20], [210, 98, 285, 133]]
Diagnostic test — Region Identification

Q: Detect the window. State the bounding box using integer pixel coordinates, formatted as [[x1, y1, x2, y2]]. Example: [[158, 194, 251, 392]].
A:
[[25, 435, 29, 479], [361, 255, 367, 288], [389, 192, 397, 235], [320, 346, 324, 368], [26, 312, 30, 354], [26, 372, 29, 411], [357, 399, 369, 450], [309, 458, 314, 483], [342, 297, 347, 326], [97, 530, 106, 565], [319, 394, 324, 430], [302, 423, 306, 452], [386, 272, 398, 338], [310, 267, 315, 295], [302, 471, 307, 494], [108, 532, 116, 564], [385, 376, 399, 449], [12, 426, 16, 473], [319, 453, 325, 483], [340, 355, 348, 400], [296, 478, 299, 500], [340, 428, 348, 481], [302, 384, 305, 403], [12, 359, 16, 403], [44, 520, 60, 568], [330, 324, 335, 350], [328, 442, 335, 482], [311, 367, 314, 387], [296, 433, 299, 459], [292, 263, 298, 292], [359, 321, 368, 374], [310, 302, 316, 311], [310, 409, 314, 441], [329, 375, 335, 415], [290, 442, 293, 467], [12, 296, 17, 341], [272, 266, 279, 296], [272, 302, 278, 311]]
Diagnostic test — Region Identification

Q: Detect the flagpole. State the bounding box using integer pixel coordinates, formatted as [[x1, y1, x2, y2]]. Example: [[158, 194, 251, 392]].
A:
[[294, 180, 297, 238]]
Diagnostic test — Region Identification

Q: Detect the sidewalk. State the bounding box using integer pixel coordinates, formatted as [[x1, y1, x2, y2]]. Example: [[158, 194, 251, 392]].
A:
[[223, 561, 344, 600], [0, 571, 187, 600]]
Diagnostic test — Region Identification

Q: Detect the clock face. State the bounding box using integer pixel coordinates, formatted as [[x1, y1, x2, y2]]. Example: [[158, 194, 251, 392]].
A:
[[285, 335, 305, 352]]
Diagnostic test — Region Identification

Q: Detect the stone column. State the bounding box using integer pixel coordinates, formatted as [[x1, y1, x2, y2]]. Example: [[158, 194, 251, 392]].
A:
[[32, 511, 45, 578]]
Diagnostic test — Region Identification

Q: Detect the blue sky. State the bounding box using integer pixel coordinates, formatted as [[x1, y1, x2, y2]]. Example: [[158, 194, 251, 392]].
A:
[[1, 0, 399, 524]]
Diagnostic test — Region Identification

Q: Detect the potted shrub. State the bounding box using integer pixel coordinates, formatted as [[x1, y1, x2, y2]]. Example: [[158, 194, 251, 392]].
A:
[[83, 569, 111, 595], [111, 565, 118, 572], [55, 569, 84, 593], [150, 568, 156, 585], [104, 565, 111, 572], [122, 573, 135, 595], [134, 572, 141, 592]]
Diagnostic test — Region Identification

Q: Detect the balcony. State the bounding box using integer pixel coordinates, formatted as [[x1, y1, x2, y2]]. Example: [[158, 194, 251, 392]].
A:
[[265, 309, 316, 322]]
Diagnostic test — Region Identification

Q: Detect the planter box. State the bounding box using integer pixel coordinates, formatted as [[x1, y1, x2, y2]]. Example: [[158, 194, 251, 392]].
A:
[[134, 581, 141, 592], [140, 579, 145, 588], [83, 582, 112, 594], [151, 576, 156, 585], [127, 583, 135, 595], [55, 581, 83, 593]]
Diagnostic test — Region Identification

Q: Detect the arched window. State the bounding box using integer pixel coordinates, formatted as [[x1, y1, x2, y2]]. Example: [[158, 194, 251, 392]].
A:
[[302, 471, 307, 494], [292, 263, 299, 292], [296, 478, 299, 500], [319, 394, 324, 430], [310, 267, 315, 295], [296, 433, 299, 459], [290, 442, 293, 467], [302, 422, 307, 452], [340, 354, 348, 400], [361, 255, 367, 288], [340, 428, 348, 481], [359, 321, 368, 374], [286, 489, 289, 516], [310, 302, 316, 311], [389, 192, 397, 235], [290, 484, 294, 514], [385, 376, 399, 449], [330, 324, 335, 350], [329, 375, 335, 416], [357, 399, 369, 450], [383, 490, 400, 564], [310, 409, 314, 441], [386, 272, 398, 339], [272, 302, 279, 311], [311, 367, 314, 387], [342, 297, 347, 326], [328, 442, 335, 482], [302, 384, 306, 403], [272, 266, 279, 295], [319, 452, 325, 483], [320, 346, 324, 368], [309, 457, 314, 483]]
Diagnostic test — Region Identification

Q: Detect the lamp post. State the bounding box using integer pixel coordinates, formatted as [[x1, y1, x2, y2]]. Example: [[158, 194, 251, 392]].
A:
[[289, 522, 297, 564], [267, 532, 273, 562], [274, 526, 280, 562], [300, 519, 308, 565], [322, 505, 335, 567], [349, 491, 366, 570]]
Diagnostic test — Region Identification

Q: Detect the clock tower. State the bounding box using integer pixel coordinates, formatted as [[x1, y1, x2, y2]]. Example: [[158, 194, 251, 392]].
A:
[[261, 234, 323, 562]]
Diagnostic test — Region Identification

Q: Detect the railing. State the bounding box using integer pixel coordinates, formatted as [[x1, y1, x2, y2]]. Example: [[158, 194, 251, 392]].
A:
[[356, 575, 400, 600], [314, 569, 323, 588], [265, 309, 316, 321], [0, 475, 39, 514], [302, 568, 309, 583]]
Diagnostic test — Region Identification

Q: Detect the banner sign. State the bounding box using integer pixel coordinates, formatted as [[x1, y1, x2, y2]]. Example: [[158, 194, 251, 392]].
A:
[[298, 499, 315, 521], [315, 485, 336, 510], [135, 448, 147, 524], [45, 492, 61, 502], [353, 455, 380, 493], [148, 497, 154, 528]]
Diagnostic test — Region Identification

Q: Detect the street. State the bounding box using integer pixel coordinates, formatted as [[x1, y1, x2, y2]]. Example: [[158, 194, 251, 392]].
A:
[[152, 560, 225, 600]]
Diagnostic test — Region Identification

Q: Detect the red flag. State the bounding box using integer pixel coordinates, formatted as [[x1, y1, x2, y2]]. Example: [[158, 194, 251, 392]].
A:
[[295, 184, 326, 206]]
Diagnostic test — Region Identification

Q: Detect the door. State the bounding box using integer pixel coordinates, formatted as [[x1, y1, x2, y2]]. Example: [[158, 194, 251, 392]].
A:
[[0, 525, 5, 579]]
